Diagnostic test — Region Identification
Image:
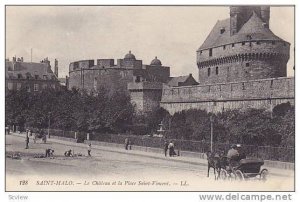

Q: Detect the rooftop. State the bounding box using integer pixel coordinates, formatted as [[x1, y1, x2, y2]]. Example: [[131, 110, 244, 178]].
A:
[[198, 11, 287, 50]]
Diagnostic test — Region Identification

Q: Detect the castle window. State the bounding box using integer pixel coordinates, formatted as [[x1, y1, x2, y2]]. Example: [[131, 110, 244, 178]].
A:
[[283, 43, 286, 46], [242, 83, 245, 90], [270, 80, 273, 89], [26, 86, 31, 92], [209, 49, 213, 57], [200, 50, 203, 54], [43, 75, 48, 80], [7, 82, 13, 90], [34, 84, 39, 92], [232, 43, 235, 47], [135, 76, 141, 83], [220, 27, 225, 34], [35, 75, 38, 79], [272, 41, 276, 45], [223, 45, 226, 50], [208, 68, 211, 77], [256, 41, 261, 45], [17, 74, 22, 79], [246, 63, 250, 67], [242, 42, 245, 46], [216, 66, 219, 75]]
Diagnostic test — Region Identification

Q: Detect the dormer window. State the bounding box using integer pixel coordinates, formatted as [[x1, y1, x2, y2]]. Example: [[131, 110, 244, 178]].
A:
[[262, 23, 268, 28], [220, 27, 225, 34], [35, 75, 39, 79], [209, 48, 213, 57], [223, 45, 226, 50], [17, 74, 22, 79]]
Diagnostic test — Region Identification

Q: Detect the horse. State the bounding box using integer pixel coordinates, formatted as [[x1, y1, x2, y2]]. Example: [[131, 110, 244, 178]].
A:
[[206, 150, 227, 180]]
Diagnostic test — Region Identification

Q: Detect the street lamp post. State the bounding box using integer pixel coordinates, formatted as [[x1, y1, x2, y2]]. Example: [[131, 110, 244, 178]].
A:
[[210, 115, 214, 152], [48, 112, 51, 138]]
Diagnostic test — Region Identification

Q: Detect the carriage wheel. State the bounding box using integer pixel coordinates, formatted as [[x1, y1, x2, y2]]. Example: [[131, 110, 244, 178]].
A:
[[219, 169, 228, 180], [260, 169, 268, 181], [234, 170, 245, 181]]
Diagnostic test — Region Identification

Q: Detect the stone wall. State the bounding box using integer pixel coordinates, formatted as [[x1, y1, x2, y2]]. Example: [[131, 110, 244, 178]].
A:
[[69, 68, 134, 94], [128, 82, 163, 113], [197, 40, 290, 84], [160, 77, 294, 114]]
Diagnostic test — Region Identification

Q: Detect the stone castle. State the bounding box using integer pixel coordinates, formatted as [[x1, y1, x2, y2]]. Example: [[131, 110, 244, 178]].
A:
[[68, 6, 294, 114]]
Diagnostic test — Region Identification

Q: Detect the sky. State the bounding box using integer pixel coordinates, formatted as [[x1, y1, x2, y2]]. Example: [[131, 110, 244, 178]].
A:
[[6, 6, 294, 79]]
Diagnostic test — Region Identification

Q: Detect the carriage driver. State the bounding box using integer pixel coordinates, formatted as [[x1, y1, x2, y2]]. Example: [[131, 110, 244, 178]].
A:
[[236, 144, 246, 161], [227, 144, 240, 169]]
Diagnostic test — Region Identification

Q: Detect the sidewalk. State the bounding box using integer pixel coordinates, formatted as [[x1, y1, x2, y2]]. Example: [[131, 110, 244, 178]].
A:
[[8, 132, 294, 178]]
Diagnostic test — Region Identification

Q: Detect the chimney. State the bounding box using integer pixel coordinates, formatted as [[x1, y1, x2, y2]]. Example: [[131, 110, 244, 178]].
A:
[[54, 59, 58, 77], [65, 76, 69, 89]]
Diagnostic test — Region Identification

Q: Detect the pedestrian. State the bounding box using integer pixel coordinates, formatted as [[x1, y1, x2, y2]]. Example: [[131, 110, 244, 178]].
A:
[[41, 129, 46, 143], [5, 126, 9, 135], [128, 140, 132, 150], [168, 141, 177, 157], [45, 148, 51, 157], [87, 143, 92, 156], [28, 129, 32, 136], [125, 138, 129, 150], [25, 134, 29, 149], [33, 131, 37, 143], [164, 140, 169, 157]]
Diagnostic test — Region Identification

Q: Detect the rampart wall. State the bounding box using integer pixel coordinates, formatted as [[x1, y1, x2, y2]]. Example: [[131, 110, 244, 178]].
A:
[[160, 77, 294, 114]]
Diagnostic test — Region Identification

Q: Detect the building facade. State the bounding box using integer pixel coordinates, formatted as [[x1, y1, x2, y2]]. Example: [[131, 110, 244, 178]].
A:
[[5, 57, 60, 92], [68, 52, 170, 95]]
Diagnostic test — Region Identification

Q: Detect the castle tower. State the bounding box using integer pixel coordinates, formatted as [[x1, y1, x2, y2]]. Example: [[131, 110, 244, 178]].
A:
[[128, 80, 163, 114], [54, 59, 58, 77], [197, 6, 290, 85]]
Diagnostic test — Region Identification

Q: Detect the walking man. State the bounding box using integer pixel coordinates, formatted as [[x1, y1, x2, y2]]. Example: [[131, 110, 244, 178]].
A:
[[125, 138, 129, 150], [87, 143, 92, 156], [164, 140, 169, 157], [25, 134, 29, 149]]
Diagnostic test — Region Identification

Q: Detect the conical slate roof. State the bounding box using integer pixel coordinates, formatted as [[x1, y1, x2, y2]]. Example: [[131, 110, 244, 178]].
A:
[[198, 11, 287, 50]]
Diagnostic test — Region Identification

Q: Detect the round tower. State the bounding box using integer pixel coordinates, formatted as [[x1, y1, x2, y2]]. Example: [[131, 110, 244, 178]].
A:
[[197, 6, 290, 85]]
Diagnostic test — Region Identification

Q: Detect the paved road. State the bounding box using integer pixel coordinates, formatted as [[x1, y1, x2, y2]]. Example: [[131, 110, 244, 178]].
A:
[[5, 134, 294, 191]]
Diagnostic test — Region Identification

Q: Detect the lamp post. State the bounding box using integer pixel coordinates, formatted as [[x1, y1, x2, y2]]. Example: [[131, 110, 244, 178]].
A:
[[210, 115, 214, 152], [48, 112, 51, 138]]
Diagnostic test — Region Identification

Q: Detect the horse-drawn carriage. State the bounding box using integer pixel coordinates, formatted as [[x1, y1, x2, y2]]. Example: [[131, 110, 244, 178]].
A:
[[219, 158, 269, 181], [206, 151, 269, 181]]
